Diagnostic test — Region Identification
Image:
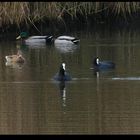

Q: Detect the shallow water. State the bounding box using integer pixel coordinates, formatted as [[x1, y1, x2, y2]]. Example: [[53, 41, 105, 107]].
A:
[[0, 27, 140, 134]]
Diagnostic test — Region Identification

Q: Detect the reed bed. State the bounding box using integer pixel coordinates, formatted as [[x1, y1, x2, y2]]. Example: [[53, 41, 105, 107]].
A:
[[0, 2, 139, 28]]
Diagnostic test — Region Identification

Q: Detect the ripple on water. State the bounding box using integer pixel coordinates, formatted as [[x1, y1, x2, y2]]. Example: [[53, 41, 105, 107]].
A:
[[112, 77, 140, 81]]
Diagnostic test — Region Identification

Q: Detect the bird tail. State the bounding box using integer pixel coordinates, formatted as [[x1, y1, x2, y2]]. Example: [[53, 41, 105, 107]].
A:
[[72, 39, 80, 44]]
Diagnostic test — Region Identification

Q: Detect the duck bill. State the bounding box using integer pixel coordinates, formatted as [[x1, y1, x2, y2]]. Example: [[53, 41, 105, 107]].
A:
[[16, 35, 21, 40]]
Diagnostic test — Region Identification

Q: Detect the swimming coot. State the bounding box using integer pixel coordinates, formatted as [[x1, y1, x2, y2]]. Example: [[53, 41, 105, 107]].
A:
[[53, 63, 72, 81], [93, 57, 115, 70]]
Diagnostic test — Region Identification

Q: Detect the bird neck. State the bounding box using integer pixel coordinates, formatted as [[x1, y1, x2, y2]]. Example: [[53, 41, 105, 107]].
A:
[[94, 58, 98, 66], [59, 66, 65, 76]]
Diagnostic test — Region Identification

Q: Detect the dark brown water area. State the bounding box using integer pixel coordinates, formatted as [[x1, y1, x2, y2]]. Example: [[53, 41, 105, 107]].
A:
[[0, 26, 140, 134]]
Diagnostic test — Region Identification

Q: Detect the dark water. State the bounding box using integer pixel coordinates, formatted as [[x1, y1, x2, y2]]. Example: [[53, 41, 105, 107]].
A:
[[0, 28, 140, 134]]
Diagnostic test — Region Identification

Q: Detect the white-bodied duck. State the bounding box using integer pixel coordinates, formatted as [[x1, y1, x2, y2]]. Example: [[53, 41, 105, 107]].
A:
[[54, 35, 80, 53], [16, 32, 54, 46], [16, 32, 80, 47], [54, 35, 80, 45]]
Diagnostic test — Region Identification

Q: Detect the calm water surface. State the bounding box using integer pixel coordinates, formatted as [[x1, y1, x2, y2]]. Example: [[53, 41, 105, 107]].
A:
[[0, 28, 140, 134]]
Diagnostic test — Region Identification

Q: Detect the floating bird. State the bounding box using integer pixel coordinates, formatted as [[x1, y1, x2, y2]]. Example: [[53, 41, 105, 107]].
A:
[[17, 32, 80, 47], [54, 35, 80, 45], [54, 36, 80, 53], [53, 63, 72, 81], [93, 57, 115, 71], [16, 32, 54, 46], [5, 52, 25, 63]]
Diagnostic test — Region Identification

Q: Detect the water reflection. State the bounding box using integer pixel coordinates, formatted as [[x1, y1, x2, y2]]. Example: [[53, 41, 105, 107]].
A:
[[5, 61, 25, 69], [93, 70, 100, 78], [16, 44, 29, 51], [16, 38, 52, 48], [26, 42, 50, 48], [1, 27, 140, 134], [112, 77, 140, 80], [59, 81, 67, 108], [54, 42, 79, 53]]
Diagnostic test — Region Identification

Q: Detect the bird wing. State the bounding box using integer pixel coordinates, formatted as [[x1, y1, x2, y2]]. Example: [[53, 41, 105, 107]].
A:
[[57, 36, 75, 40], [28, 36, 47, 39]]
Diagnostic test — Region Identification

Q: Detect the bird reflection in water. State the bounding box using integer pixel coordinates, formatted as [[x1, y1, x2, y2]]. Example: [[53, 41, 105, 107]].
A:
[[5, 61, 24, 69], [93, 70, 100, 79], [59, 81, 67, 108]]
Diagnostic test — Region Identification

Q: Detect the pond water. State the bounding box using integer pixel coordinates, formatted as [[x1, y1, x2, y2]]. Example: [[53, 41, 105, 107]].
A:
[[0, 26, 140, 134]]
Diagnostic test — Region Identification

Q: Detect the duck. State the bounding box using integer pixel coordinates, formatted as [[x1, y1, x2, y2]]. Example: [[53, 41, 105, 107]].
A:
[[53, 63, 72, 81], [54, 36, 80, 53], [16, 32, 54, 45], [54, 35, 80, 45], [93, 57, 115, 70], [17, 32, 80, 46], [5, 53, 25, 63]]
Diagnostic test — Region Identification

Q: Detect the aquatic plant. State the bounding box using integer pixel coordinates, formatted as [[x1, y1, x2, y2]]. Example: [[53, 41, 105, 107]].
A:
[[0, 2, 139, 28]]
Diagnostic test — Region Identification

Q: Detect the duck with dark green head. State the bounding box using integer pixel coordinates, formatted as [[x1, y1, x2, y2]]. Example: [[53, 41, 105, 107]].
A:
[[16, 32, 29, 40], [16, 32, 54, 46]]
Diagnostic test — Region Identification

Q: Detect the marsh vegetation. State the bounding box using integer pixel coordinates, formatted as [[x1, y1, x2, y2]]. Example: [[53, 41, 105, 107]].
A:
[[0, 2, 139, 29]]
